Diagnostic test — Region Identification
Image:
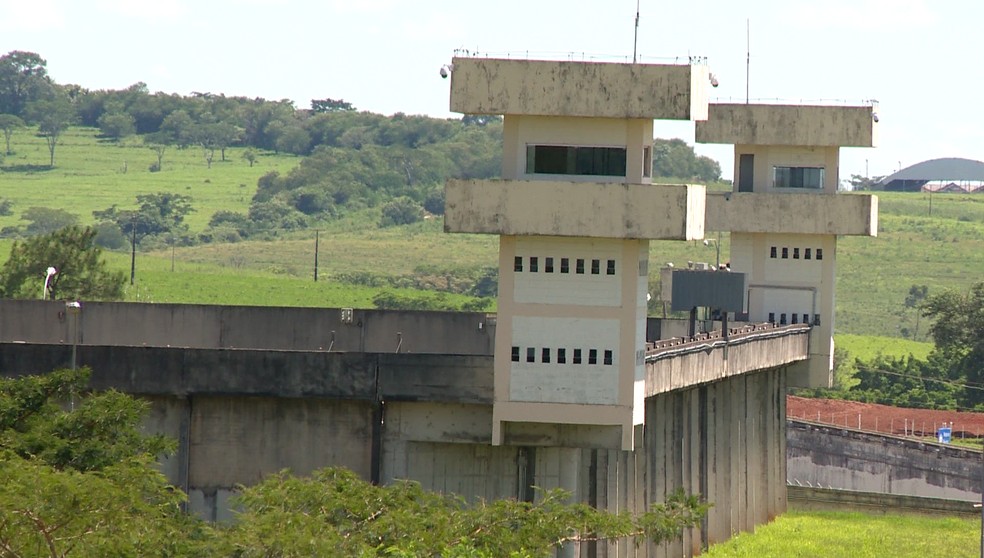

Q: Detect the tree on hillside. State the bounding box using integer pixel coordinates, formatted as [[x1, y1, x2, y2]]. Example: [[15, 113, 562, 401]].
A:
[[379, 196, 423, 227], [651, 138, 721, 182], [20, 206, 80, 236], [94, 192, 195, 246], [0, 51, 53, 117], [0, 226, 125, 300], [922, 282, 984, 406], [0, 113, 24, 155], [311, 98, 355, 113], [158, 109, 196, 147], [97, 110, 136, 140], [26, 94, 76, 167]]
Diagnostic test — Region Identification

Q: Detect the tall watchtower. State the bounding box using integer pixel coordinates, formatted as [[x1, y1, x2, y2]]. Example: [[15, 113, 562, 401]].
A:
[[696, 104, 879, 387], [445, 57, 710, 450]]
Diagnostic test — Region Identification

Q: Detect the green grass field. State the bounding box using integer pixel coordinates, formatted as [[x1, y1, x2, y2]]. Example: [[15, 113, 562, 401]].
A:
[[703, 510, 980, 557], [2, 127, 983, 341], [836, 334, 933, 361]]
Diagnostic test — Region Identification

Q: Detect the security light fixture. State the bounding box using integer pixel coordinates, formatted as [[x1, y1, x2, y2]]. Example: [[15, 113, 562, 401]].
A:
[[439, 64, 454, 79]]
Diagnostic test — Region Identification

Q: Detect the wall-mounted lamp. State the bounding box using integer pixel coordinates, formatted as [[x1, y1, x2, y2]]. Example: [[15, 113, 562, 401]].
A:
[[872, 112, 879, 123], [439, 64, 454, 79], [42, 266, 57, 300]]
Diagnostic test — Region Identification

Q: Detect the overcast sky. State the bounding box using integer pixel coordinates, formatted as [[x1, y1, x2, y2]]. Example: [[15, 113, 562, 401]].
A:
[[2, 0, 979, 180]]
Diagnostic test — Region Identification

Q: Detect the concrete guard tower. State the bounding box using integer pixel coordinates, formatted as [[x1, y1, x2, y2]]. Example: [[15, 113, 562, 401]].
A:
[[445, 57, 710, 450], [696, 103, 879, 387]]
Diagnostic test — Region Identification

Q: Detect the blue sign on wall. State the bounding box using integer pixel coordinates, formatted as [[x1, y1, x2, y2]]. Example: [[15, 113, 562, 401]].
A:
[[937, 427, 952, 444]]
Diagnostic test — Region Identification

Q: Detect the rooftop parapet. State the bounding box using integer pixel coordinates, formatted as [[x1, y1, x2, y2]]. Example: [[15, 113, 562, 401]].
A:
[[696, 103, 878, 147], [449, 57, 709, 120], [445, 179, 705, 240]]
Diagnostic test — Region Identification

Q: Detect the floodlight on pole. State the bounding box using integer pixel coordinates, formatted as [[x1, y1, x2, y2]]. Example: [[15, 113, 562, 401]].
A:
[[42, 267, 57, 300]]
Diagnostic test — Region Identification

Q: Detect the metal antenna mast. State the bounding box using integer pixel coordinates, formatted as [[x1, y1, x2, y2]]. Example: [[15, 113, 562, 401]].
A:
[[746, 19, 751, 103], [632, 0, 640, 63]]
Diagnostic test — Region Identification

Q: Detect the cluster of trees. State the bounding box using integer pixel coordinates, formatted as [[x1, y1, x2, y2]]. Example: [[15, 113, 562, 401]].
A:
[[0, 367, 706, 556], [808, 282, 984, 411]]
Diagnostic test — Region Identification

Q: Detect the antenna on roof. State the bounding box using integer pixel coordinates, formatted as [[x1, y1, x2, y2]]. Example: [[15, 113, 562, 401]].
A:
[[632, 0, 640, 63], [746, 19, 750, 104]]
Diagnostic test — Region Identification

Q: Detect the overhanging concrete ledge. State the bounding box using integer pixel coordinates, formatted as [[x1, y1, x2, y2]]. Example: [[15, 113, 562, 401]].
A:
[[705, 191, 878, 236], [445, 179, 705, 240], [696, 103, 877, 147]]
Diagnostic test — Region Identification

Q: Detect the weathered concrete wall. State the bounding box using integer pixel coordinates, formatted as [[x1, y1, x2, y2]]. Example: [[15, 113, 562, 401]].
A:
[[787, 420, 983, 502], [704, 192, 878, 236], [0, 300, 494, 354], [696, 104, 877, 147], [449, 57, 709, 120], [646, 325, 809, 395], [445, 179, 705, 240], [788, 486, 980, 518]]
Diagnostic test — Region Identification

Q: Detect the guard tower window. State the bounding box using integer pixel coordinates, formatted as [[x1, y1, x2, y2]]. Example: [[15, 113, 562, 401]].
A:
[[591, 259, 600, 274], [607, 259, 616, 275], [526, 347, 535, 363], [791, 314, 798, 324], [529, 257, 539, 272], [793, 248, 800, 259], [781, 247, 789, 259], [514, 256, 523, 272], [768, 312, 776, 323], [603, 350, 613, 365], [588, 349, 598, 365], [643, 146, 652, 178], [542, 348, 551, 363], [803, 313, 810, 325], [816, 248, 824, 260], [560, 258, 570, 273], [545, 257, 554, 273], [773, 166, 825, 189], [805, 248, 812, 260], [526, 145, 628, 177], [557, 348, 567, 364], [576, 259, 585, 274], [573, 349, 582, 364], [770, 246, 777, 259], [511, 346, 520, 362]]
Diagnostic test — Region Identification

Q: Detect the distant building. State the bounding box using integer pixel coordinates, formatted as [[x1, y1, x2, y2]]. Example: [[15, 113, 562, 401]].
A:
[[877, 157, 984, 192]]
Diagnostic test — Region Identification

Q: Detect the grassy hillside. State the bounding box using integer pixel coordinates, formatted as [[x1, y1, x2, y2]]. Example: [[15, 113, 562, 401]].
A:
[[2, 127, 982, 340]]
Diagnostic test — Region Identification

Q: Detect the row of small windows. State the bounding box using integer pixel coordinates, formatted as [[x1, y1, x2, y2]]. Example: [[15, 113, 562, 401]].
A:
[[511, 346, 615, 366], [768, 312, 821, 326], [773, 166, 824, 189], [527, 145, 627, 177], [514, 256, 616, 276], [769, 246, 823, 260]]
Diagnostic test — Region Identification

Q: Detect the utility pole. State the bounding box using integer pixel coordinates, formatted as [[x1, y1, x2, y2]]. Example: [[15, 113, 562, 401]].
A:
[[130, 215, 136, 285], [314, 230, 320, 282]]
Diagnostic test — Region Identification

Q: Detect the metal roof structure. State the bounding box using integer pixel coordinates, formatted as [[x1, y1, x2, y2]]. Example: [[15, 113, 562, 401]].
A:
[[878, 157, 984, 192]]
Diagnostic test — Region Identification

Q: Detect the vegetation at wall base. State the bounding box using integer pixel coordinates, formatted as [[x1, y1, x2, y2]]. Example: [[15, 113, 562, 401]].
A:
[[702, 510, 979, 557]]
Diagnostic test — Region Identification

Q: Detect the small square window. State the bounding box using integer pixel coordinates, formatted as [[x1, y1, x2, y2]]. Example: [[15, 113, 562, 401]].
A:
[[793, 248, 800, 259], [768, 312, 776, 323], [576, 259, 585, 274], [804, 248, 812, 260], [606, 259, 616, 275], [545, 257, 554, 273], [557, 348, 567, 364], [770, 246, 777, 259], [514, 256, 523, 272], [560, 258, 570, 273], [588, 349, 598, 365], [781, 248, 789, 259], [541, 347, 551, 363], [603, 350, 613, 365], [526, 347, 535, 363], [816, 248, 823, 260], [573, 349, 582, 364], [530, 257, 539, 272], [591, 259, 600, 275], [511, 346, 520, 362]]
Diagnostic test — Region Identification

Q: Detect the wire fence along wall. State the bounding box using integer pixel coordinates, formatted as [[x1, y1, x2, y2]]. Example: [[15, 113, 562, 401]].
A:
[[789, 412, 981, 443]]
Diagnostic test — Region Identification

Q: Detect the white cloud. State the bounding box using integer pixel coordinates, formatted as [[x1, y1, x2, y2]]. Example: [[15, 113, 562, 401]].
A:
[[0, 0, 67, 32], [782, 0, 937, 31]]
